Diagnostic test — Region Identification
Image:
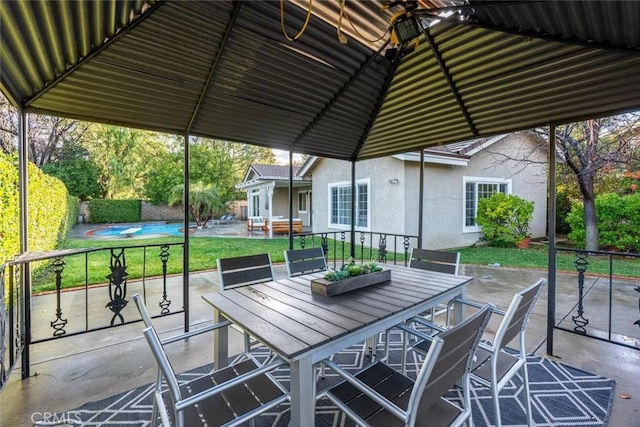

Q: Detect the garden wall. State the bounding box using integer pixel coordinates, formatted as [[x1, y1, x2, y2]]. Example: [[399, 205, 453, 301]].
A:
[[141, 202, 183, 221]]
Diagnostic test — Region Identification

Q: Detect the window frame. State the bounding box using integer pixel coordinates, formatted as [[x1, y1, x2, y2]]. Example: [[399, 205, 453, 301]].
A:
[[298, 191, 308, 213], [462, 176, 512, 233], [250, 190, 260, 217], [327, 179, 370, 231]]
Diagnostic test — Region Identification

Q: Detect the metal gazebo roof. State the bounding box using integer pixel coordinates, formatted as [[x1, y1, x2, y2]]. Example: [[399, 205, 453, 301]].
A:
[[2, 0, 640, 160]]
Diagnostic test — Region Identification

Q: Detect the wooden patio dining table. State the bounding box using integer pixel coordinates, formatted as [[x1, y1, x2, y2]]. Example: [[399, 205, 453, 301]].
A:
[[202, 263, 473, 427]]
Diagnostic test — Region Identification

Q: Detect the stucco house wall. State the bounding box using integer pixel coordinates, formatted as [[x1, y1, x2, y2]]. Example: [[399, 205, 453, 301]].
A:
[[310, 132, 547, 250], [311, 157, 407, 235]]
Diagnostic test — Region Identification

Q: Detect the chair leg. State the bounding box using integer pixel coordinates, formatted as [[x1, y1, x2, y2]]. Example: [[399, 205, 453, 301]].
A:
[[401, 329, 408, 375], [492, 377, 502, 427], [151, 372, 162, 427], [522, 362, 533, 427]]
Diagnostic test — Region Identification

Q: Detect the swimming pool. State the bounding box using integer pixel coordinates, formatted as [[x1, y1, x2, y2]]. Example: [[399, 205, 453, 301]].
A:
[[86, 223, 187, 238]]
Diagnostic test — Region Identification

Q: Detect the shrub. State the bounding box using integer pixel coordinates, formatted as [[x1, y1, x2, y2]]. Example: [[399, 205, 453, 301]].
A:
[[476, 193, 535, 247], [87, 199, 141, 223], [555, 188, 573, 234], [567, 193, 640, 251], [0, 152, 74, 265]]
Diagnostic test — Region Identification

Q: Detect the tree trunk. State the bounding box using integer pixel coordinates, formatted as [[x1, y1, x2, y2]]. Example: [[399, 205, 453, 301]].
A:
[[583, 194, 599, 251]]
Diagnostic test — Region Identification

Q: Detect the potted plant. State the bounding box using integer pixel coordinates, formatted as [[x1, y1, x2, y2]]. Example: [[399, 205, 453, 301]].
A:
[[476, 193, 534, 248], [311, 258, 389, 296]]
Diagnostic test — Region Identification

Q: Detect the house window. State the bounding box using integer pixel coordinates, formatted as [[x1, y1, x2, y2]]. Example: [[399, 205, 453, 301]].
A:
[[463, 177, 511, 232], [298, 192, 307, 213], [329, 180, 369, 229], [250, 191, 260, 217]]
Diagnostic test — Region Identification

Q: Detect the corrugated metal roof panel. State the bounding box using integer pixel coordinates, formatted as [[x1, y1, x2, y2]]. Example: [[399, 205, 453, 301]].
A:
[[469, 0, 640, 51], [3, 0, 640, 162], [358, 16, 640, 159]]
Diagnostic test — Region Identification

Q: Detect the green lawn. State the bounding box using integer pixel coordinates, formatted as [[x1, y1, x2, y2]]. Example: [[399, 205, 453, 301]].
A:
[[33, 236, 400, 292], [31, 237, 640, 293]]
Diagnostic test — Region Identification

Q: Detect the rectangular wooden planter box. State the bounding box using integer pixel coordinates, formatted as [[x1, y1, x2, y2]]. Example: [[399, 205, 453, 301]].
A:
[[311, 268, 391, 297]]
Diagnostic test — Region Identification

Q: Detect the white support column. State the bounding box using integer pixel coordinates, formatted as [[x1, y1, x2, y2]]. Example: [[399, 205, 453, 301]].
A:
[[267, 182, 275, 238]]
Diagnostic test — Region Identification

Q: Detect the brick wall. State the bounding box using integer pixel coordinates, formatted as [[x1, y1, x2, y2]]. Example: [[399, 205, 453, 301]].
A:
[[141, 202, 183, 221]]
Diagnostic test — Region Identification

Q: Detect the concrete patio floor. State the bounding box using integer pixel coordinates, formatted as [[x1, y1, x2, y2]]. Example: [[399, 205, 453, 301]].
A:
[[1, 249, 639, 425]]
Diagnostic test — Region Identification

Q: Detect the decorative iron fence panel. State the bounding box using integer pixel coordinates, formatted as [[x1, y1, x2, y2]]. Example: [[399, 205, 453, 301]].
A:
[[1, 242, 185, 382], [294, 231, 419, 269], [555, 247, 640, 350]]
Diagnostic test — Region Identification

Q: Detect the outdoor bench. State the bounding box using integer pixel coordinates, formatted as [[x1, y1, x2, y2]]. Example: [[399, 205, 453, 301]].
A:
[[265, 219, 303, 235]]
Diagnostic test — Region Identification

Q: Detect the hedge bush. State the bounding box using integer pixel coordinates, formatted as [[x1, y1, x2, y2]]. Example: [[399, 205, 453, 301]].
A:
[[0, 152, 74, 265], [567, 193, 640, 251], [87, 199, 141, 223], [476, 193, 535, 247]]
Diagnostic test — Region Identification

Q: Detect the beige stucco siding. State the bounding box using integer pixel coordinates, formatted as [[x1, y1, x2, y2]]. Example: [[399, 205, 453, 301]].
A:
[[311, 157, 406, 234], [310, 132, 547, 250]]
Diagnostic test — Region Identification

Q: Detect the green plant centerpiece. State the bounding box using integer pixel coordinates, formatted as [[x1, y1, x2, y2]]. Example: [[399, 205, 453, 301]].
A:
[[311, 258, 390, 296], [323, 258, 383, 281], [476, 193, 534, 247]]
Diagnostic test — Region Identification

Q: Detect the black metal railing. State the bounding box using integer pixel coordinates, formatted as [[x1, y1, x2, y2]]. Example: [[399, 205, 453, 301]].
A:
[[0, 242, 185, 386], [294, 231, 419, 269], [555, 247, 640, 350], [0, 261, 22, 390]]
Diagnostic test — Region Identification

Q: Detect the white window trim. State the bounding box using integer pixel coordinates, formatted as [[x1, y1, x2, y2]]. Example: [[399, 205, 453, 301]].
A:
[[328, 179, 370, 231], [462, 176, 512, 233], [250, 189, 260, 217], [298, 191, 308, 213]]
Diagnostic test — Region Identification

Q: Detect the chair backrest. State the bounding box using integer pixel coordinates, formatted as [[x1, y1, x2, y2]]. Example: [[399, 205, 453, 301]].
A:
[[409, 248, 460, 275], [217, 253, 274, 290], [284, 247, 327, 277], [407, 303, 494, 424], [143, 325, 183, 403], [494, 278, 546, 351]]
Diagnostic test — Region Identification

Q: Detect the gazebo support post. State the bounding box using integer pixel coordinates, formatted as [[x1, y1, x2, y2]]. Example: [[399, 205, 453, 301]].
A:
[[19, 109, 32, 379], [547, 123, 557, 356], [289, 151, 294, 250], [418, 148, 425, 248], [183, 134, 190, 333], [350, 161, 356, 259]]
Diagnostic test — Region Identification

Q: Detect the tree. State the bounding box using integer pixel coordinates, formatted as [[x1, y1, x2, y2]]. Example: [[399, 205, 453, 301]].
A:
[[167, 182, 225, 228], [84, 124, 170, 199], [544, 116, 640, 250], [189, 138, 276, 202], [41, 154, 101, 201], [0, 92, 90, 165]]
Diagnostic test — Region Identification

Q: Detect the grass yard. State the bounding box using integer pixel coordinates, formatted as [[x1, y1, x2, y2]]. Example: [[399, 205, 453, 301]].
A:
[[30, 237, 640, 293], [32, 236, 403, 292]]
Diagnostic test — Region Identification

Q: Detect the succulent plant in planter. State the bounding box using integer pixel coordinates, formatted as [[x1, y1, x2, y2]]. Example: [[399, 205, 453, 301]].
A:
[[324, 258, 383, 281], [476, 193, 534, 248]]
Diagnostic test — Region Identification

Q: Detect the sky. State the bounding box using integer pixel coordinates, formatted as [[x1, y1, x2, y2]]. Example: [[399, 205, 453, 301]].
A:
[[273, 149, 303, 165]]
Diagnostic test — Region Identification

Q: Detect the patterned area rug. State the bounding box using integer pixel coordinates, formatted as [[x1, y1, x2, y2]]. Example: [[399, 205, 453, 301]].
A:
[[35, 334, 615, 427]]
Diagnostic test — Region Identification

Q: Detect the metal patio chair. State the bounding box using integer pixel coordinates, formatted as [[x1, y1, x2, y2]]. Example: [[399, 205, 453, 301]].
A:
[[217, 253, 274, 354], [217, 253, 274, 290], [409, 248, 460, 275], [133, 294, 289, 427], [413, 278, 546, 427], [284, 247, 328, 277], [318, 303, 494, 427]]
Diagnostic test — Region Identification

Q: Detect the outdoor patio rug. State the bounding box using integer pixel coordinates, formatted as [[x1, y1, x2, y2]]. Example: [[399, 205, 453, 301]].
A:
[[35, 336, 615, 427]]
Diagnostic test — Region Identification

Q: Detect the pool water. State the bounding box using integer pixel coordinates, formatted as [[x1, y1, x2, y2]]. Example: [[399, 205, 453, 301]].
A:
[[88, 223, 186, 237]]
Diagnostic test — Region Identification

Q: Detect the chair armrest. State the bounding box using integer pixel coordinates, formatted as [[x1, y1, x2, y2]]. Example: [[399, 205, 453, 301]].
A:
[[160, 320, 232, 345], [408, 316, 447, 333], [175, 357, 288, 411], [448, 298, 507, 316], [319, 358, 407, 422], [478, 340, 496, 352]]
